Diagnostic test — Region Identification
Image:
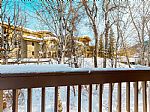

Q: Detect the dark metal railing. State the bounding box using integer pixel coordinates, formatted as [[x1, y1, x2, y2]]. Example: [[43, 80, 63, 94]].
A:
[[0, 69, 150, 112]]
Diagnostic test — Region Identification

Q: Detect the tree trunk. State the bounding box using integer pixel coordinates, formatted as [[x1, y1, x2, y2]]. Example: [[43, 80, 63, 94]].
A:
[[103, 23, 109, 68], [93, 24, 98, 68], [148, 36, 150, 66], [147, 27, 150, 66], [103, 0, 110, 68]]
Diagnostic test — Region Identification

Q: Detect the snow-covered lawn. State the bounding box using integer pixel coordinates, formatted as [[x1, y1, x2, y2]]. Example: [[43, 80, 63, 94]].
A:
[[81, 57, 130, 68]]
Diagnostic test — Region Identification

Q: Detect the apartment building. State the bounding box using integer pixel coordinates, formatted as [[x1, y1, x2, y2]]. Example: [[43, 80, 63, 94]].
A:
[[0, 23, 58, 59], [0, 23, 94, 61]]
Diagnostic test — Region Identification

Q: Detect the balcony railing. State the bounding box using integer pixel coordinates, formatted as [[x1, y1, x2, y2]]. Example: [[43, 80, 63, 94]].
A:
[[0, 68, 150, 112]]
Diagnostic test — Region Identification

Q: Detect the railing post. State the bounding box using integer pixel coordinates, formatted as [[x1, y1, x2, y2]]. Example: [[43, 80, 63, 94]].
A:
[[78, 85, 81, 112], [67, 86, 70, 112], [0, 90, 3, 112], [27, 88, 32, 112], [99, 84, 103, 112], [126, 82, 130, 112], [12, 89, 18, 112], [41, 88, 45, 112], [108, 83, 112, 112], [134, 82, 138, 112], [117, 83, 121, 112], [142, 81, 147, 112], [89, 84, 92, 112], [55, 87, 58, 112]]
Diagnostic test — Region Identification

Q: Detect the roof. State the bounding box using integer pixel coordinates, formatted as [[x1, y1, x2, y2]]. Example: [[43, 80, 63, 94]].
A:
[[23, 36, 43, 41], [0, 22, 55, 37], [75, 40, 84, 46], [78, 35, 91, 41], [44, 36, 59, 41]]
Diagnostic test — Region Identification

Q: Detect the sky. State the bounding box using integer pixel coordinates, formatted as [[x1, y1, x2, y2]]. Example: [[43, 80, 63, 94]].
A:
[[2, 0, 143, 46]]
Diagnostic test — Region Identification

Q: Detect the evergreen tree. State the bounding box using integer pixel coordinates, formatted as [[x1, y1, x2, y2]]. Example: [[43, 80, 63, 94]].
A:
[[108, 28, 115, 59], [108, 28, 115, 67]]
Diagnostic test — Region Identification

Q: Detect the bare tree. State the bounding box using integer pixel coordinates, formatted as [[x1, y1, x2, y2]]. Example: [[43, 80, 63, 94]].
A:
[[81, 0, 99, 68], [102, 0, 125, 68], [32, 1, 83, 66], [128, 0, 150, 65], [146, 22, 150, 66], [0, 0, 27, 64]]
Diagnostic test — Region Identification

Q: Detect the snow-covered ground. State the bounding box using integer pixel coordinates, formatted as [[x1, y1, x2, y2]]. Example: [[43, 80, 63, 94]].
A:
[[2, 58, 150, 112]]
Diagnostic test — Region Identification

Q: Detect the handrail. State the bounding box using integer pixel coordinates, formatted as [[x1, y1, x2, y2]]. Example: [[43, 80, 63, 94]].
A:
[[0, 69, 150, 90]]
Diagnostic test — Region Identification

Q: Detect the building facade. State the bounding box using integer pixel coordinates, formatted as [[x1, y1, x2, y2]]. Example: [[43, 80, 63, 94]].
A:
[[0, 23, 58, 60], [0, 23, 95, 62]]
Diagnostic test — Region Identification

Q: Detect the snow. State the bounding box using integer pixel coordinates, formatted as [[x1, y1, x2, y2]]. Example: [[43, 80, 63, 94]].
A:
[[43, 36, 59, 41], [23, 36, 43, 41], [0, 61, 149, 74], [0, 58, 57, 63], [119, 56, 140, 63], [23, 36, 59, 41], [18, 58, 52, 62], [0, 64, 70, 74], [81, 57, 130, 68], [74, 40, 84, 46]]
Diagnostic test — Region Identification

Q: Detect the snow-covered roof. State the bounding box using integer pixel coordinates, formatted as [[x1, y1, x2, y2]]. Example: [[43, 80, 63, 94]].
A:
[[44, 36, 59, 41], [0, 64, 149, 74], [5, 58, 51, 62], [79, 35, 91, 41], [23, 36, 43, 41], [22, 27, 37, 32], [23, 36, 59, 41], [75, 40, 84, 46]]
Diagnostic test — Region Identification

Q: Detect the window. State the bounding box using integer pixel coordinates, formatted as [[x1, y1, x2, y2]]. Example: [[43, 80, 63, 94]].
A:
[[32, 42, 34, 46], [32, 51, 34, 55]]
